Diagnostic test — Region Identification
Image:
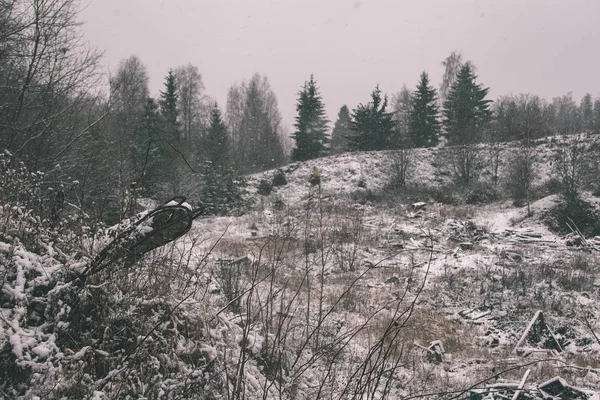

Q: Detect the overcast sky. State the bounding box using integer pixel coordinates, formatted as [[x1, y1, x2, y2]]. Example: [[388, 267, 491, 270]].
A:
[[80, 0, 600, 130]]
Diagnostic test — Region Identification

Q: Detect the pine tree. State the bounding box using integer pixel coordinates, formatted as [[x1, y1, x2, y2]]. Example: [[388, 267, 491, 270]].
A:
[[409, 71, 441, 147], [133, 97, 163, 194], [594, 99, 600, 134], [200, 104, 244, 215], [204, 104, 230, 167], [159, 70, 179, 140], [291, 75, 329, 161], [330, 105, 352, 153], [158, 70, 182, 196], [442, 64, 492, 145], [348, 85, 396, 151]]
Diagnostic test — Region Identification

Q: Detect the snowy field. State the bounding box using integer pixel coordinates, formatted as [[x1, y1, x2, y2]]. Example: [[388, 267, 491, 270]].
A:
[[1, 133, 600, 399]]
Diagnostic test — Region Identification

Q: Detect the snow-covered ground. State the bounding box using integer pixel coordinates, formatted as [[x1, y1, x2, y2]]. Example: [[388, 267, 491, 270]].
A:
[[2, 133, 600, 399]]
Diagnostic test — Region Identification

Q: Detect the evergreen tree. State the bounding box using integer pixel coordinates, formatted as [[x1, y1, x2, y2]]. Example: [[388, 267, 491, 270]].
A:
[[291, 75, 329, 161], [409, 71, 441, 147], [204, 104, 230, 167], [200, 104, 244, 215], [158, 70, 182, 196], [594, 99, 600, 134], [330, 105, 352, 153], [159, 70, 180, 131], [134, 97, 163, 194], [442, 64, 492, 145], [348, 85, 396, 151]]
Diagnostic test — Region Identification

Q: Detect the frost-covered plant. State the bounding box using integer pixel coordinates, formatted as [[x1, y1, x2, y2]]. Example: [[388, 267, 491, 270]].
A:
[[272, 168, 287, 187], [0, 219, 224, 398], [0, 151, 95, 254], [257, 177, 273, 196]]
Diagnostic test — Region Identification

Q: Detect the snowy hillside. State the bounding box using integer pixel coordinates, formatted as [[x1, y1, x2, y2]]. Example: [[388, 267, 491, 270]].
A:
[[2, 133, 600, 399]]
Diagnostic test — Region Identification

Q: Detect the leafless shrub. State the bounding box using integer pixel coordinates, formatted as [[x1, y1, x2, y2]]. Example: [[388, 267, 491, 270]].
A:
[[504, 146, 536, 212], [437, 144, 484, 185], [554, 136, 598, 209], [388, 148, 412, 189]]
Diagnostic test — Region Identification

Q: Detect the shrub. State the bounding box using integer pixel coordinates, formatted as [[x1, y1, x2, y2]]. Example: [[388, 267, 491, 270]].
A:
[[541, 198, 600, 236], [309, 168, 321, 186], [273, 197, 285, 210], [201, 168, 246, 216], [504, 150, 535, 207], [272, 168, 287, 186], [542, 177, 563, 196], [436, 144, 483, 185], [257, 177, 273, 196], [465, 182, 501, 205]]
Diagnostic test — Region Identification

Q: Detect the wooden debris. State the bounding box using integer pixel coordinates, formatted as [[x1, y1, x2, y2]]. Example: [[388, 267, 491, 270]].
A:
[[565, 217, 600, 251], [511, 369, 530, 400], [539, 376, 591, 399], [414, 340, 445, 363], [459, 242, 474, 250], [513, 310, 562, 354], [427, 340, 445, 363], [447, 220, 490, 243], [411, 202, 427, 211], [459, 308, 493, 325]]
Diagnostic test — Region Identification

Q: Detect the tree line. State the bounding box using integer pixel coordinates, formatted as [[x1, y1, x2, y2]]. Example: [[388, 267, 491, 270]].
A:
[[1, 1, 599, 223]]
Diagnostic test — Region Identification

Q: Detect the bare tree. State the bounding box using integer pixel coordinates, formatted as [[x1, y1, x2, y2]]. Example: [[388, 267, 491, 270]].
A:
[[0, 0, 103, 168], [391, 84, 412, 145], [554, 136, 595, 211], [551, 92, 581, 135], [105, 55, 150, 218], [227, 73, 285, 172], [439, 50, 463, 107], [173, 63, 208, 142], [505, 145, 536, 214], [492, 94, 549, 141], [438, 143, 483, 185], [225, 82, 247, 155]]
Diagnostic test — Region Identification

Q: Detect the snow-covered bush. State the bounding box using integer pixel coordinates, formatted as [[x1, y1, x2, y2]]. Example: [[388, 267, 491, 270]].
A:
[[272, 168, 287, 187]]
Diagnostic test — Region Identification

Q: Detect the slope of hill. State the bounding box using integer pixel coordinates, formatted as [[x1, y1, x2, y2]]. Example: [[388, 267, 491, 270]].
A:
[[1, 134, 600, 399]]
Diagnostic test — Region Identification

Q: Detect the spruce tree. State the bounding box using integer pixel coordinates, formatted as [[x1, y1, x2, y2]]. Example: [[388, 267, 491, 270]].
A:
[[133, 97, 163, 194], [159, 70, 180, 145], [204, 105, 230, 167], [200, 104, 244, 215], [330, 105, 352, 153], [158, 70, 182, 196], [291, 74, 329, 161], [594, 99, 600, 134], [348, 85, 396, 151], [409, 71, 441, 147], [442, 64, 492, 145]]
